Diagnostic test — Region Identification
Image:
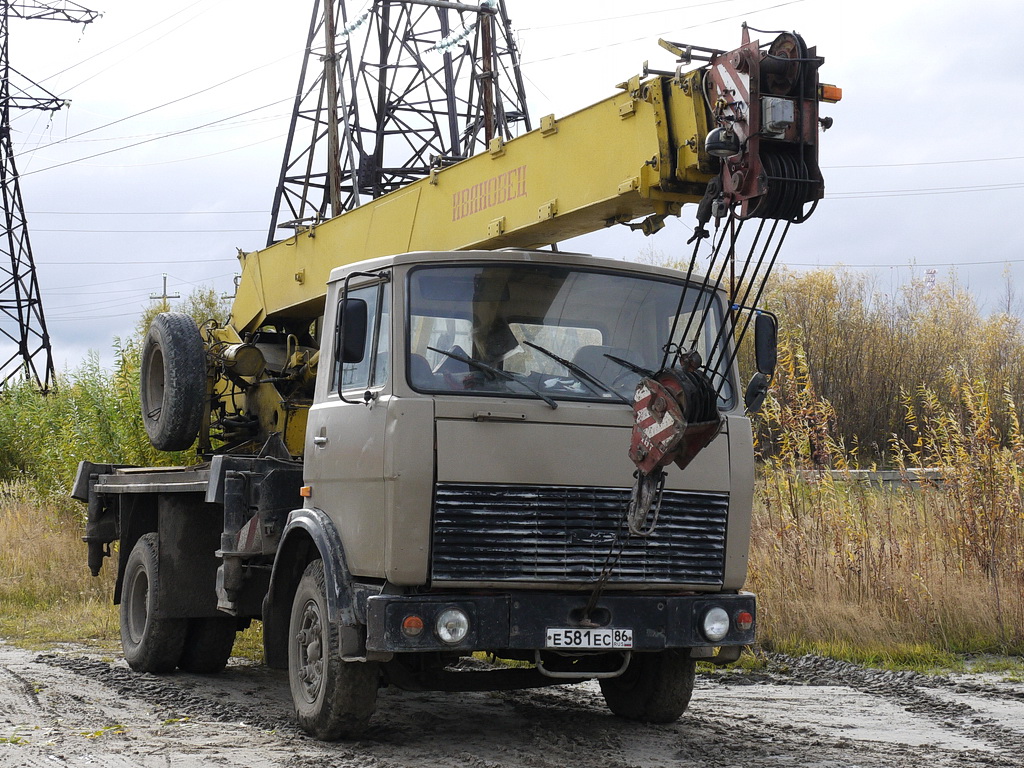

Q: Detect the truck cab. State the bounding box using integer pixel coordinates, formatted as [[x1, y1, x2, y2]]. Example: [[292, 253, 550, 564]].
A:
[[267, 249, 756, 735]]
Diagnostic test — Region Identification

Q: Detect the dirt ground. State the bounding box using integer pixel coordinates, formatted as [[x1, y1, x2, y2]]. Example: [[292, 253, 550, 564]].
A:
[[2, 642, 1023, 768]]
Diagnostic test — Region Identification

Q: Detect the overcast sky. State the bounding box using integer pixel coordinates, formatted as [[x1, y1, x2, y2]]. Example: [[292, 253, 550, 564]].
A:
[[7, 0, 1022, 371]]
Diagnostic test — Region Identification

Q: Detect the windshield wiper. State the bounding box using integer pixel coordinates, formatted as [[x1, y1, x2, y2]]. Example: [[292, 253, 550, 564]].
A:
[[427, 346, 558, 409], [523, 341, 630, 405], [604, 354, 655, 378]]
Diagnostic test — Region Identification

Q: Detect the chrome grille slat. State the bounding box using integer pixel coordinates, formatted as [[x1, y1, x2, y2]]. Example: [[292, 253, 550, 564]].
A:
[[431, 483, 728, 584]]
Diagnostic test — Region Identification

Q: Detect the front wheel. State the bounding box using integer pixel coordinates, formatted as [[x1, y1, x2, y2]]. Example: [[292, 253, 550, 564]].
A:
[[288, 560, 379, 739], [120, 533, 187, 673], [600, 650, 695, 723]]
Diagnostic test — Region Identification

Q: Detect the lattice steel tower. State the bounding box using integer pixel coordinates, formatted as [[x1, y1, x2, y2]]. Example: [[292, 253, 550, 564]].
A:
[[268, 0, 531, 245], [0, 1, 98, 392]]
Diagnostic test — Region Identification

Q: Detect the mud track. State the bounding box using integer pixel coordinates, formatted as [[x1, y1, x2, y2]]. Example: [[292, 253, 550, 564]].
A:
[[1, 643, 1023, 767]]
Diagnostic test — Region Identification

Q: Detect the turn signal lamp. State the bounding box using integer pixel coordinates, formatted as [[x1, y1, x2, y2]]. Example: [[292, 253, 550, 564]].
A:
[[401, 615, 425, 638], [736, 610, 754, 631], [818, 83, 842, 103]]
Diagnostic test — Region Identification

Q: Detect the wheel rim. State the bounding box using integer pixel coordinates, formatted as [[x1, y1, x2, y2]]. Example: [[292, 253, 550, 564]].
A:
[[143, 345, 165, 421], [126, 565, 149, 644], [294, 598, 325, 704]]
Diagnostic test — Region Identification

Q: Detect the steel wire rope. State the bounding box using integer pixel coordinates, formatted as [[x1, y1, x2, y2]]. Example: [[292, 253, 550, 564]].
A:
[[693, 216, 765, 385], [674, 217, 748, 370], [660, 221, 712, 370], [703, 216, 779, 382], [715, 222, 791, 398]]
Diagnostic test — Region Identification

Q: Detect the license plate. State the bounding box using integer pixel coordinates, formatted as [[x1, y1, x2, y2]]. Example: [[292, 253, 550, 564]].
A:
[[545, 627, 633, 650]]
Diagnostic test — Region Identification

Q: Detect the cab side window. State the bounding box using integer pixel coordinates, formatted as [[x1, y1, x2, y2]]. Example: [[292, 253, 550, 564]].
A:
[[333, 282, 390, 393]]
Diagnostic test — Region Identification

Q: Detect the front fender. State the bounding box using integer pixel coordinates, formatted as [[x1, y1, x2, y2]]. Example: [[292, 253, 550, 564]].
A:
[[263, 507, 360, 667]]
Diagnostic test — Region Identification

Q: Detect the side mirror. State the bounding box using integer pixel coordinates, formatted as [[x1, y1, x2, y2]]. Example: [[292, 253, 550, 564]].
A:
[[754, 312, 777, 376], [744, 372, 770, 413], [336, 297, 368, 365]]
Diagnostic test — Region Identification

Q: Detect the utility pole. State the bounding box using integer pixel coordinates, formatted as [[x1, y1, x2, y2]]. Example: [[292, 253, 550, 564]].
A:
[[267, 0, 531, 245], [0, 0, 99, 393], [149, 273, 180, 312]]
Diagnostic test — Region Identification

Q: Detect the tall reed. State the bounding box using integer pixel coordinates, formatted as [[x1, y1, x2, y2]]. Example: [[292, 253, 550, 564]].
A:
[[751, 344, 1024, 656]]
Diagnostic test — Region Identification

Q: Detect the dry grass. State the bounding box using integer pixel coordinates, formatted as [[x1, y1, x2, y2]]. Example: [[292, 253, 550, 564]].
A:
[[750, 348, 1024, 660], [0, 485, 119, 646], [0, 485, 264, 660], [750, 472, 1024, 659], [4, 331, 1023, 665]]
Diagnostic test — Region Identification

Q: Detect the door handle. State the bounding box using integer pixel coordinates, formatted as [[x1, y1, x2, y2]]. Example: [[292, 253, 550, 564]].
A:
[[313, 435, 328, 446]]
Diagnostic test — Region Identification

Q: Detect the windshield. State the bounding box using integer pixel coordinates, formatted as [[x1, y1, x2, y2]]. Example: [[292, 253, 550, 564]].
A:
[[406, 263, 734, 406]]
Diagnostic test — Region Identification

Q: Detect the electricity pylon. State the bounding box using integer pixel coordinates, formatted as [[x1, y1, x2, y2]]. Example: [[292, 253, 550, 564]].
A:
[[0, 0, 99, 392], [267, 0, 531, 245]]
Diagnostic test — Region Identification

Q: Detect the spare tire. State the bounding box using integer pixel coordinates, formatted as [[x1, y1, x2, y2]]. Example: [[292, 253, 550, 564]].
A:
[[140, 312, 206, 451]]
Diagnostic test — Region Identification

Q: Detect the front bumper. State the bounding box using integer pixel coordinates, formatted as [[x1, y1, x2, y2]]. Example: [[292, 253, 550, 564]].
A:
[[365, 591, 755, 653]]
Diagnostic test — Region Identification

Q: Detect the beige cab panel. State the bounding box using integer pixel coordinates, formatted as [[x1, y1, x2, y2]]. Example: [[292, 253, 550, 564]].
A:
[[435, 411, 731, 493]]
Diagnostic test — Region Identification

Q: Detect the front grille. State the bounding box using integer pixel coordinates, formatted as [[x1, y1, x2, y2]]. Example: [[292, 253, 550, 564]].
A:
[[431, 483, 728, 585]]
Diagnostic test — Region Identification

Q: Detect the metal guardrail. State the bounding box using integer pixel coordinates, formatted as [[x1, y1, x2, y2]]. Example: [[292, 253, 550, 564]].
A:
[[795, 468, 949, 487]]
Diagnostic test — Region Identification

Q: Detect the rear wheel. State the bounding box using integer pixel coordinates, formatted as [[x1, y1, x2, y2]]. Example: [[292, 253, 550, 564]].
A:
[[178, 617, 237, 673], [288, 560, 379, 739], [120, 533, 187, 673], [600, 650, 695, 723]]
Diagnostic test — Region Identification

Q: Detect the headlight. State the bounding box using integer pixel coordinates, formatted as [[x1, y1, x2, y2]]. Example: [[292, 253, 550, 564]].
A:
[[702, 606, 730, 642], [435, 608, 470, 644]]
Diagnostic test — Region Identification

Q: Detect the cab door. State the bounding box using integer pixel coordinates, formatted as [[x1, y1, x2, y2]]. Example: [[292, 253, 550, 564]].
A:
[[304, 278, 391, 579]]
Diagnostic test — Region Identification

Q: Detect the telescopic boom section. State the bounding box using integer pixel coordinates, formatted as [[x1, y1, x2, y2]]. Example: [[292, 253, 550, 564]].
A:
[[230, 28, 833, 337]]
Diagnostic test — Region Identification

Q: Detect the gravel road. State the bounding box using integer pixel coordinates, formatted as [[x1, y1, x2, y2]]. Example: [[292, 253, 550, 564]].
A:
[[2, 642, 1023, 767]]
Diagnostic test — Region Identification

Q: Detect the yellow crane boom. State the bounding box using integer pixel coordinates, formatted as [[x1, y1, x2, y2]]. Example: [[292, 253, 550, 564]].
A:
[[231, 68, 718, 334], [184, 26, 836, 457]]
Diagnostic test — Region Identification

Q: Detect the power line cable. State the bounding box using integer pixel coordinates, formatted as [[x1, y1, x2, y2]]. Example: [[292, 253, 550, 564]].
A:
[[824, 155, 1024, 170], [521, 0, 806, 65], [30, 209, 263, 215], [34, 0, 209, 85], [783, 257, 1024, 269], [518, 0, 741, 30], [16, 97, 291, 178], [55, 5, 217, 94], [829, 182, 1024, 199], [63, 131, 286, 169], [33, 228, 262, 233], [16, 51, 299, 158]]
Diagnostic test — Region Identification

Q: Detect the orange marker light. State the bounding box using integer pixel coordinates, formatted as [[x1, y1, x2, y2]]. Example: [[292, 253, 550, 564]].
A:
[[402, 615, 425, 637], [818, 83, 842, 103], [299, 486, 312, 498]]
